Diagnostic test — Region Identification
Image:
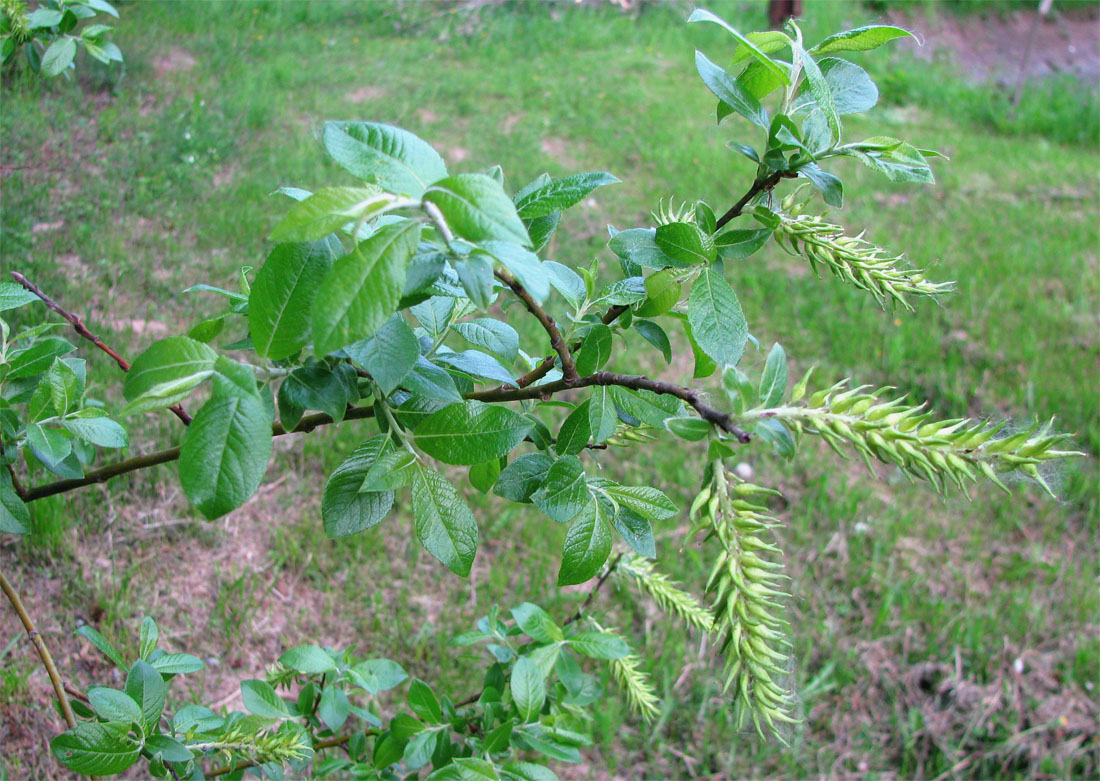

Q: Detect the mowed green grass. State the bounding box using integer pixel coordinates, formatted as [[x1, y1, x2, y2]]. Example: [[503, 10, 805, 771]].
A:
[[1, 1, 1097, 778]]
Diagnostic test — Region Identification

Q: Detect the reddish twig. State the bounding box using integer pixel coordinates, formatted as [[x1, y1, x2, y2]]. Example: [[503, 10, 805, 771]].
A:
[[495, 269, 578, 383], [9, 272, 192, 425]]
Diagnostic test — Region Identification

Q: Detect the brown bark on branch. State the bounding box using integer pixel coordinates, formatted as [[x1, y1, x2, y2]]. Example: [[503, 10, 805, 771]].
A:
[[10, 271, 192, 426]]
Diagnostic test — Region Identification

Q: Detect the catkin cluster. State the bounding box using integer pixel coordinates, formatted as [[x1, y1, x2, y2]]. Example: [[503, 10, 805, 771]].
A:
[[689, 464, 797, 740], [756, 381, 1083, 497]]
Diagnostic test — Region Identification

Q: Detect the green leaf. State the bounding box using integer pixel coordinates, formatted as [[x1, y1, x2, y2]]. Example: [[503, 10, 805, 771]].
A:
[[511, 657, 546, 723], [810, 24, 918, 55], [412, 465, 478, 576], [756, 417, 796, 458], [278, 363, 348, 425], [322, 435, 396, 537], [403, 356, 463, 403], [27, 8, 64, 28], [654, 222, 716, 266], [312, 220, 420, 356], [511, 603, 564, 643], [0, 470, 30, 535], [601, 485, 677, 520], [480, 241, 549, 304], [494, 453, 554, 503], [715, 228, 772, 260], [144, 735, 193, 763], [138, 616, 158, 660], [514, 172, 620, 219], [415, 401, 532, 466], [608, 228, 680, 270], [688, 268, 748, 368], [86, 687, 142, 724], [558, 500, 612, 586], [360, 450, 417, 493], [689, 9, 791, 86], [349, 658, 408, 694], [51, 721, 140, 775], [270, 186, 395, 242], [611, 508, 656, 558], [408, 679, 443, 723], [841, 136, 935, 183], [454, 319, 519, 362], [732, 30, 791, 62], [280, 645, 338, 674], [587, 386, 617, 445], [149, 653, 204, 675], [26, 422, 71, 467], [567, 632, 629, 660], [122, 337, 216, 414], [796, 57, 878, 115], [7, 337, 76, 379], [759, 343, 788, 408], [635, 270, 681, 318], [531, 455, 587, 523], [469, 458, 501, 493], [75, 626, 126, 669], [795, 42, 840, 138], [456, 256, 495, 309], [574, 324, 612, 376], [424, 174, 531, 247], [555, 401, 591, 456], [125, 660, 165, 731], [527, 212, 561, 254], [693, 50, 768, 129], [178, 387, 273, 520], [665, 417, 711, 441], [798, 162, 843, 207], [632, 320, 672, 364], [41, 36, 77, 76], [319, 686, 351, 731], [503, 762, 559, 781], [608, 387, 680, 427], [62, 410, 128, 449], [0, 282, 39, 311], [545, 261, 585, 309], [241, 679, 290, 719], [249, 240, 336, 359], [322, 121, 448, 198]]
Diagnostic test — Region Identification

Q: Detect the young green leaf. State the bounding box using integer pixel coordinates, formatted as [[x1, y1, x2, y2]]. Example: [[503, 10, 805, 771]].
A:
[[759, 343, 788, 408], [574, 324, 612, 375], [687, 268, 748, 368], [689, 9, 791, 86], [481, 240, 550, 304], [567, 632, 630, 660], [179, 387, 273, 520], [86, 687, 142, 724], [510, 657, 546, 723], [715, 228, 772, 260], [411, 465, 479, 576], [511, 603, 564, 643], [454, 318, 520, 362], [531, 455, 587, 523], [631, 320, 672, 365], [423, 174, 531, 247], [346, 313, 420, 398], [588, 386, 617, 445], [319, 686, 351, 731], [269, 186, 395, 242], [558, 500, 612, 586], [124, 660, 166, 731], [494, 453, 555, 503], [694, 50, 768, 129], [280, 645, 339, 674], [654, 222, 716, 266], [415, 401, 532, 465], [795, 42, 840, 138], [322, 121, 448, 198], [241, 679, 290, 719], [50, 721, 141, 775], [810, 24, 918, 55], [62, 410, 128, 449], [0, 471, 30, 535], [601, 485, 677, 520], [350, 658, 408, 694], [121, 337, 216, 414], [555, 401, 592, 456], [408, 679, 443, 723], [249, 240, 336, 359], [514, 172, 620, 219], [635, 270, 681, 318], [0, 281, 40, 311], [322, 435, 396, 537], [312, 220, 420, 356]]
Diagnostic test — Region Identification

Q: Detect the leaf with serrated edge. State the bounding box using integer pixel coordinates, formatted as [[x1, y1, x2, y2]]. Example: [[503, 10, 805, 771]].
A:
[[412, 465, 478, 576]]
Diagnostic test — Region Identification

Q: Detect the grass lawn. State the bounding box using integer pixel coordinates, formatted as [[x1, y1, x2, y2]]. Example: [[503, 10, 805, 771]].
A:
[[1, 1, 1097, 777]]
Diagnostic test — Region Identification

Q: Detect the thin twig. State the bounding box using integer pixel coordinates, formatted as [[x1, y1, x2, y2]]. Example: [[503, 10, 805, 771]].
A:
[[495, 268, 578, 383], [714, 170, 794, 231], [10, 271, 192, 425], [6, 464, 28, 502], [564, 551, 625, 626], [24, 367, 748, 502], [0, 568, 76, 728]]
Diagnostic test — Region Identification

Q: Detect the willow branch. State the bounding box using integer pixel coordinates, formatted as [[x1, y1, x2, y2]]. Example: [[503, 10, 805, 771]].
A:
[[0, 567, 76, 728], [22, 405, 378, 502], [714, 169, 794, 230], [495, 269, 578, 383], [513, 302, 632, 389], [25, 367, 748, 501], [10, 271, 192, 426]]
